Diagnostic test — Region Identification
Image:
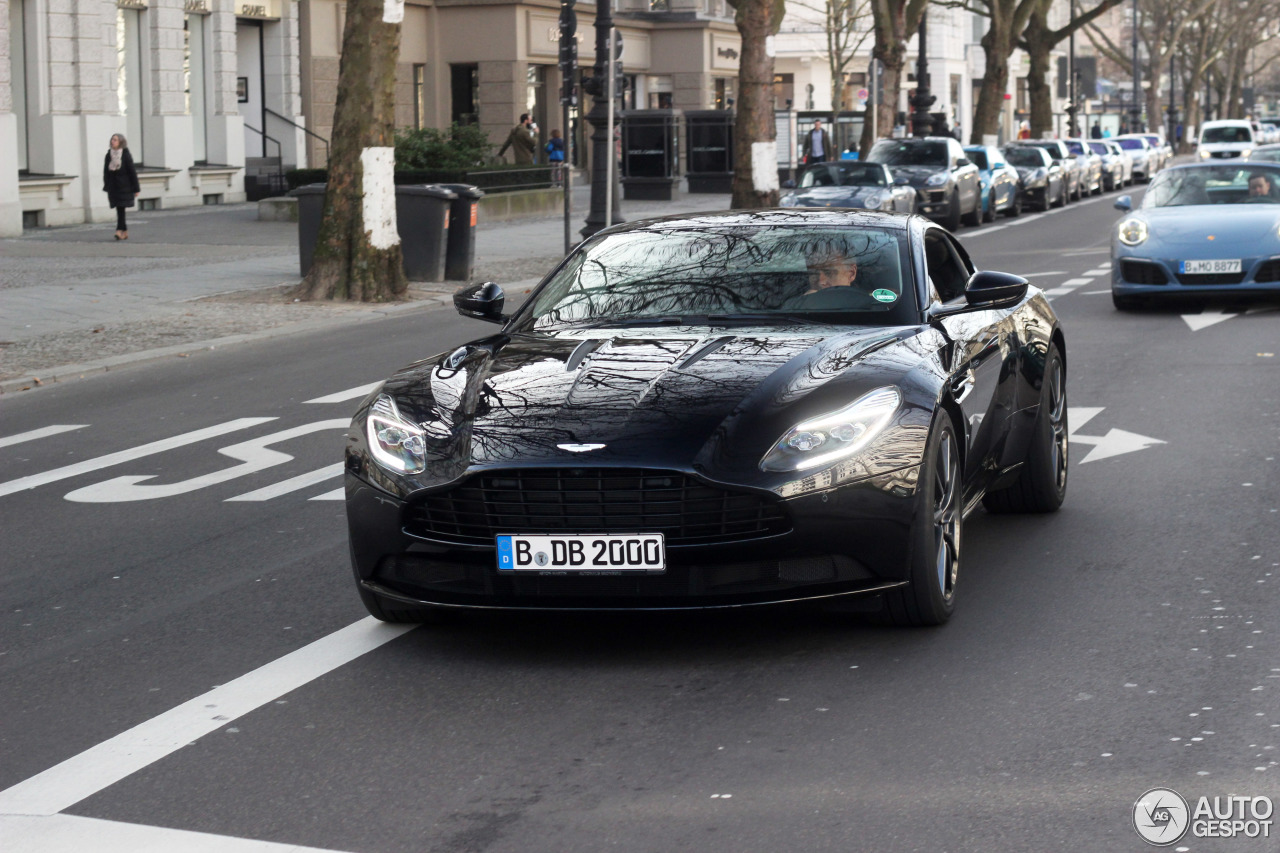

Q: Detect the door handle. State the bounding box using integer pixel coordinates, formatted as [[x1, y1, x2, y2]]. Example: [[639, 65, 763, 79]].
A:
[[952, 369, 976, 404]]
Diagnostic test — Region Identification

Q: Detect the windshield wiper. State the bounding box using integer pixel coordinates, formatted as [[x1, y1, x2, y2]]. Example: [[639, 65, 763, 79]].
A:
[[592, 316, 686, 328], [704, 313, 808, 325]]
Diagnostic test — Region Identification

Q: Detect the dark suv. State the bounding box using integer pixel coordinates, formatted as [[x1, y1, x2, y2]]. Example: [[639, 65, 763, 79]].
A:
[[867, 137, 982, 230]]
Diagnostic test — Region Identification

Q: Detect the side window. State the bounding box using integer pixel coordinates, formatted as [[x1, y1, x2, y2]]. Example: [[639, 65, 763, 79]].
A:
[[949, 139, 966, 163], [925, 230, 970, 303]]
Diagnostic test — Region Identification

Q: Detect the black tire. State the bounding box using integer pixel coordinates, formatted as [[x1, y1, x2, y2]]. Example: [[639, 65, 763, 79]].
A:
[[942, 190, 962, 230], [357, 583, 452, 625], [1112, 292, 1142, 311], [1005, 191, 1022, 218], [982, 196, 996, 222], [962, 194, 982, 227], [884, 417, 961, 627], [1053, 181, 1067, 208], [982, 346, 1068, 514]]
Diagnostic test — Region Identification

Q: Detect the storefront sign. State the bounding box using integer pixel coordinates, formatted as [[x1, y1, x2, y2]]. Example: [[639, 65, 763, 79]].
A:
[[184, 0, 211, 13], [717, 47, 738, 61], [712, 35, 741, 70], [236, 0, 279, 20]]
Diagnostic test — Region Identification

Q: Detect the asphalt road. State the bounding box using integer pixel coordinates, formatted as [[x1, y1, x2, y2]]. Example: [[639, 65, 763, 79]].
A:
[[2, 186, 1278, 853]]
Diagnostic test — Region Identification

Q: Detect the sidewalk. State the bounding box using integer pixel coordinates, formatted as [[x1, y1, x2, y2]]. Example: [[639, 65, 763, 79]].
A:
[[0, 184, 731, 391]]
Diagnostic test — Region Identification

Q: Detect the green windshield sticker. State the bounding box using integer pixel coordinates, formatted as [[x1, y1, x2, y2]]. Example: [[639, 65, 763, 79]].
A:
[[871, 288, 898, 303]]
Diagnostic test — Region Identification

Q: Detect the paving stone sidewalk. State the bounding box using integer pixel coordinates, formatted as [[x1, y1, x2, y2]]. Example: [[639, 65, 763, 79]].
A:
[[0, 186, 730, 391]]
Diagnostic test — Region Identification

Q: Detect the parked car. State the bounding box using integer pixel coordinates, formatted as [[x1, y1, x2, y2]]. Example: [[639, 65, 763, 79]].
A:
[[1104, 140, 1136, 186], [346, 210, 1067, 625], [1137, 134, 1169, 172], [1063, 138, 1103, 195], [1113, 135, 1155, 182], [1260, 123, 1279, 144], [1003, 144, 1067, 210], [1088, 139, 1126, 190], [1111, 162, 1280, 309], [1197, 119, 1255, 161], [867, 137, 982, 230], [1246, 142, 1280, 163], [780, 161, 917, 213], [1014, 139, 1084, 200], [963, 144, 1022, 220]]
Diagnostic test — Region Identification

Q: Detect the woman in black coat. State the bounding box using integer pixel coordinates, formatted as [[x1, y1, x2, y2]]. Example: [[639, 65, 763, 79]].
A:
[[103, 133, 140, 240]]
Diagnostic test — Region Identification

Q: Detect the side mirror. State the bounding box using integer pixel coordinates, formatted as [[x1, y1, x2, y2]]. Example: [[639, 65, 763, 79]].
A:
[[964, 270, 1028, 307], [955, 157, 972, 168], [454, 281, 506, 323], [782, 179, 797, 189], [1113, 195, 1133, 211], [893, 175, 910, 186]]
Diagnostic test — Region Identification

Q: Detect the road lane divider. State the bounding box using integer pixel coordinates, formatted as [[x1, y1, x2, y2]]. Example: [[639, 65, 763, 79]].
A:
[[226, 463, 345, 502], [304, 382, 382, 405], [0, 418, 277, 499], [0, 617, 416, 817], [0, 813, 357, 853], [0, 424, 88, 449]]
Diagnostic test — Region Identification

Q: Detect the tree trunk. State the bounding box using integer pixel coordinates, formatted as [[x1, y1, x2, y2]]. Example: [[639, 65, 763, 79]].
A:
[[1226, 47, 1244, 119], [728, 0, 786, 209], [858, 0, 921, 158], [971, 24, 1014, 143], [297, 0, 406, 302], [1023, 10, 1053, 139]]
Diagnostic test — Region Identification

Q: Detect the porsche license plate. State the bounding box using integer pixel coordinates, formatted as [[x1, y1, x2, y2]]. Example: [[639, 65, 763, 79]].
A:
[[1179, 258, 1241, 274], [496, 534, 666, 573]]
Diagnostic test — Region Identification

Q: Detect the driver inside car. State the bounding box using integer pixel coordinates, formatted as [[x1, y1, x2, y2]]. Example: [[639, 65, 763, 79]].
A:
[[806, 248, 859, 293], [1247, 172, 1276, 201]]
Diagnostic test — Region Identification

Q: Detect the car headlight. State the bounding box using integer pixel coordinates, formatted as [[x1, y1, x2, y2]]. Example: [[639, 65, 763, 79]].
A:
[[365, 394, 427, 474], [760, 387, 901, 473], [925, 173, 948, 187], [1118, 218, 1148, 246], [1033, 167, 1047, 181], [1199, 149, 1211, 159], [1242, 148, 1253, 159], [780, 194, 798, 208], [863, 192, 886, 208]]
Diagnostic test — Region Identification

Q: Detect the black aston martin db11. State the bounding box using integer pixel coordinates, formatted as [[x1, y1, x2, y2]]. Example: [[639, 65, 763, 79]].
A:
[[345, 210, 1067, 626]]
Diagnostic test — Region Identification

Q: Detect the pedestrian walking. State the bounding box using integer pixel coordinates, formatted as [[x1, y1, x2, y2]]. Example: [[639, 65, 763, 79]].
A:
[[103, 133, 140, 241], [497, 113, 537, 165], [546, 129, 566, 185], [1090, 121, 1103, 139], [802, 119, 832, 164]]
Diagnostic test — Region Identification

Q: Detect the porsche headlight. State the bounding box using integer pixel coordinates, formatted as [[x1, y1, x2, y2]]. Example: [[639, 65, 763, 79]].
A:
[[365, 394, 427, 474], [925, 173, 948, 187], [1118, 218, 1148, 246], [1033, 167, 1047, 181], [863, 192, 886, 208], [761, 387, 901, 473]]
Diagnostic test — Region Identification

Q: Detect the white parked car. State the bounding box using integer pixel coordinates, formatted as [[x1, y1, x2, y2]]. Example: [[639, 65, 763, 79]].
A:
[[1198, 119, 1255, 160]]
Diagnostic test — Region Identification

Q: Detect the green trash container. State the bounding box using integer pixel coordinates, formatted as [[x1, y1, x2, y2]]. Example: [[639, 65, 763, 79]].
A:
[[434, 183, 485, 281], [397, 184, 457, 282]]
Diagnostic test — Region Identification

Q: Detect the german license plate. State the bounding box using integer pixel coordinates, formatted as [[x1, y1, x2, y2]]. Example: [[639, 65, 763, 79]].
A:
[[496, 534, 666, 573], [1179, 259, 1241, 274]]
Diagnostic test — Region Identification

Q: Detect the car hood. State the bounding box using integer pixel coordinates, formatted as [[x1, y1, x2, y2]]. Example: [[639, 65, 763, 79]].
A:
[[1121, 205, 1280, 253], [781, 185, 887, 207], [886, 165, 947, 185], [383, 326, 915, 475]]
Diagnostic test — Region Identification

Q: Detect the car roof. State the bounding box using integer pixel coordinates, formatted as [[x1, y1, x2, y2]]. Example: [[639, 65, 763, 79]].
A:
[[597, 209, 921, 235], [1201, 119, 1252, 128], [1155, 161, 1280, 176]]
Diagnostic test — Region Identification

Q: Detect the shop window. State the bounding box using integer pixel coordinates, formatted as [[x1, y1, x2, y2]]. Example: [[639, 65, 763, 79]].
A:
[[117, 8, 147, 164], [451, 64, 478, 126], [714, 78, 735, 110], [413, 64, 426, 129], [185, 14, 210, 163], [10, 0, 31, 172], [773, 72, 794, 111]]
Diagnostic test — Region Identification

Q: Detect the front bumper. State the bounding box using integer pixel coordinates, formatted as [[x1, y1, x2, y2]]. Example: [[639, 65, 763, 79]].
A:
[[346, 466, 921, 610], [1112, 253, 1280, 298], [913, 186, 952, 218]]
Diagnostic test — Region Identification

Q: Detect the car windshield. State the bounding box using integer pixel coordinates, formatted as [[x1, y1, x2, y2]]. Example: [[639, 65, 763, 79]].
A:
[[869, 141, 947, 166], [966, 150, 990, 170], [1202, 126, 1252, 144], [1116, 138, 1144, 150], [1142, 135, 1162, 147], [1064, 141, 1087, 155], [1142, 166, 1280, 207], [799, 163, 888, 188], [1005, 148, 1046, 167], [1028, 143, 1063, 159], [1249, 147, 1280, 163], [1088, 141, 1109, 156], [521, 226, 917, 329]]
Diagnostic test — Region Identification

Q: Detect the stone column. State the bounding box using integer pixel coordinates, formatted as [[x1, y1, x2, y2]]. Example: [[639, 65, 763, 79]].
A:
[[0, 0, 21, 235]]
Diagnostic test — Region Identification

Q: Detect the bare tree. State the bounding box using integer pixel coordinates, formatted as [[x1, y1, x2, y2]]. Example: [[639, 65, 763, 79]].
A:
[[857, 0, 930, 156], [790, 0, 875, 118], [727, 0, 788, 209], [298, 0, 407, 302], [1018, 0, 1126, 138]]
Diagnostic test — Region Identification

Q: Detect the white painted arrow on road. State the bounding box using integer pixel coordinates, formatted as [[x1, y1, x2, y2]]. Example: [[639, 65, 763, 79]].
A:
[[1181, 308, 1236, 331], [1067, 407, 1166, 464]]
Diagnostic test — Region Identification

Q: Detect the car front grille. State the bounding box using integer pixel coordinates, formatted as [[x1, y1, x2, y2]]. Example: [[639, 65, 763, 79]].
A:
[[1120, 259, 1169, 285], [1210, 151, 1241, 158], [404, 468, 791, 546], [1254, 259, 1280, 282], [1176, 271, 1247, 285]]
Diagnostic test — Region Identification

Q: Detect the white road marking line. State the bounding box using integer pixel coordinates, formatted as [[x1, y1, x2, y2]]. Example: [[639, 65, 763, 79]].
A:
[[1067, 407, 1165, 463], [0, 424, 87, 449], [1022, 270, 1068, 277], [64, 420, 349, 503], [1081, 289, 1110, 295], [1062, 278, 1093, 285], [1068, 407, 1105, 432], [1182, 309, 1237, 331], [0, 813, 356, 853], [309, 487, 346, 501], [0, 617, 416, 817], [225, 463, 344, 502], [1063, 248, 1110, 256], [0, 419, 277, 499], [304, 382, 381, 405], [1043, 287, 1076, 298]]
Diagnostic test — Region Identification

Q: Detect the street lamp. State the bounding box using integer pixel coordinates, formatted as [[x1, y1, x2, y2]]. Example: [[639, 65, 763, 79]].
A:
[[580, 0, 623, 240], [1130, 0, 1142, 132], [910, 13, 936, 137]]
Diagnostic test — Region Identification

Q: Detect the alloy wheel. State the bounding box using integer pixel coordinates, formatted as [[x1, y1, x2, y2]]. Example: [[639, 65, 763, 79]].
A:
[[933, 431, 960, 603], [1046, 358, 1068, 491]]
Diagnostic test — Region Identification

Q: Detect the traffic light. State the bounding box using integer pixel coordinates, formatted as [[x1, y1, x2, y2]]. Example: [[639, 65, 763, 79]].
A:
[[558, 1, 577, 106]]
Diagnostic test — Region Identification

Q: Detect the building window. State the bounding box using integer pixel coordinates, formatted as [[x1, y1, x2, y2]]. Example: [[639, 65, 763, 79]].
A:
[[773, 73, 794, 111], [185, 14, 209, 163], [413, 64, 426, 129], [451, 64, 478, 126], [9, 0, 31, 172], [1017, 76, 1029, 113], [714, 77, 735, 110], [117, 8, 147, 164]]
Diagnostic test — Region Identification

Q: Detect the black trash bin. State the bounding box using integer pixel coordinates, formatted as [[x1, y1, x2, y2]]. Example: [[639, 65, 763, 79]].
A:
[[434, 183, 484, 281], [686, 110, 734, 193], [621, 109, 682, 201], [397, 184, 456, 282], [291, 184, 327, 278]]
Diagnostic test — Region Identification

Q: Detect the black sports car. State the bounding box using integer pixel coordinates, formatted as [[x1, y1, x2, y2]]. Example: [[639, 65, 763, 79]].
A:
[[345, 211, 1067, 626]]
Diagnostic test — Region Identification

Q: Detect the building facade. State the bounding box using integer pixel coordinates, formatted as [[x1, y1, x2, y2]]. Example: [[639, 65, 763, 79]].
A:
[[2, 0, 308, 235]]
